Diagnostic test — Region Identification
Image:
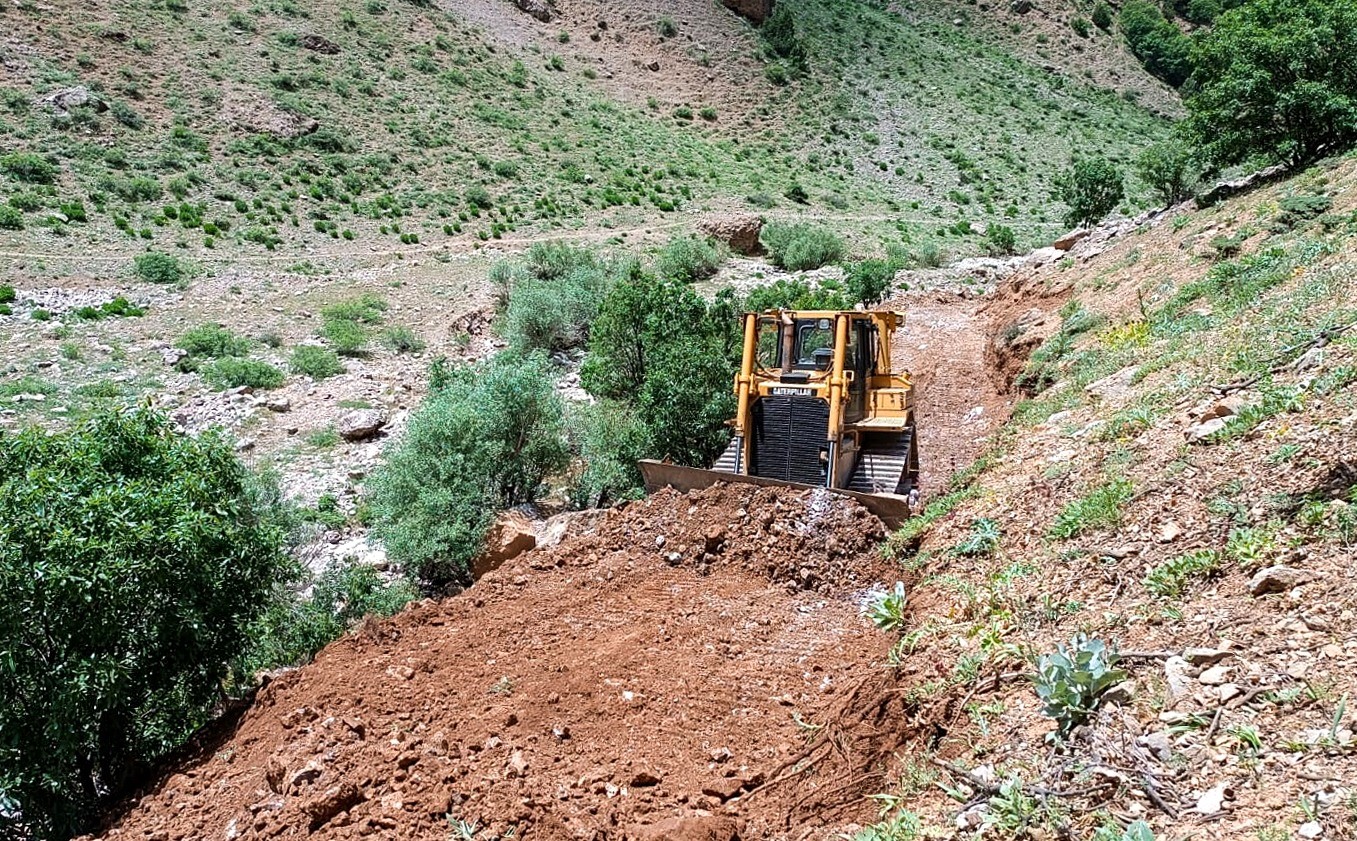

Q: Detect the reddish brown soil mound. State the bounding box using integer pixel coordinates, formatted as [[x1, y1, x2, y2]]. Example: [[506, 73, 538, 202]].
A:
[[91, 485, 902, 841]]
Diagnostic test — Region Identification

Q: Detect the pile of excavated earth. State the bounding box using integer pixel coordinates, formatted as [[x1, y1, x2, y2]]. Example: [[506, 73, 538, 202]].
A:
[[87, 484, 914, 841]]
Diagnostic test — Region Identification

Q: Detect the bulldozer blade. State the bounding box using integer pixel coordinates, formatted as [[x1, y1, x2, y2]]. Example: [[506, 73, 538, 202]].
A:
[[638, 460, 913, 529]]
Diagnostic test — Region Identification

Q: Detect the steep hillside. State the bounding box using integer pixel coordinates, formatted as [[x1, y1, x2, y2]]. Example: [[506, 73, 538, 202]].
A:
[[860, 155, 1357, 839], [0, 0, 1172, 273]]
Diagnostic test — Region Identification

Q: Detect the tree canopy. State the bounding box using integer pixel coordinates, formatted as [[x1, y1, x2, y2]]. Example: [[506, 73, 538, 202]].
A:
[[1185, 0, 1357, 168]]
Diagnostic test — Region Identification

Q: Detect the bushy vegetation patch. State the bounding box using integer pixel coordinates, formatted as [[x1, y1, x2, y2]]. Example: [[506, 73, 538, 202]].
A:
[[655, 234, 728, 284], [567, 400, 651, 508], [0, 408, 289, 840], [760, 220, 846, 271], [201, 357, 285, 391], [495, 244, 614, 353], [368, 353, 568, 586], [132, 252, 193, 286], [1119, 0, 1193, 88], [290, 345, 346, 379]]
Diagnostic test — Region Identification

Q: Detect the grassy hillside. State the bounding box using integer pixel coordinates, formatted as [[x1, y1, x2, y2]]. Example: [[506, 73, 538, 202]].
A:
[[0, 0, 1173, 268], [859, 153, 1357, 839]]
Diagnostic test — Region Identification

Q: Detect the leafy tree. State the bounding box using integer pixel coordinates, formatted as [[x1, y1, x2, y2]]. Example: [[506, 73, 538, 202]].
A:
[[1135, 141, 1199, 206], [843, 259, 899, 305], [567, 400, 651, 508], [1091, 2, 1114, 31], [1119, 0, 1193, 87], [1185, 0, 1357, 168], [761, 4, 806, 68], [0, 408, 288, 840], [368, 352, 569, 585], [581, 270, 737, 469], [984, 224, 1018, 257], [656, 234, 728, 284], [1054, 158, 1125, 228]]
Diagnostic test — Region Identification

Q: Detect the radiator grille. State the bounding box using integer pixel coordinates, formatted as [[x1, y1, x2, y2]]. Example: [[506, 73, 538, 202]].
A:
[[750, 396, 829, 486]]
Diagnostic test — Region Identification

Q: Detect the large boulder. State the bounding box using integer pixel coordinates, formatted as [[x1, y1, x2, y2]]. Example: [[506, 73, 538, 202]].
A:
[[37, 86, 106, 114], [697, 213, 764, 256], [514, 0, 557, 22], [722, 0, 773, 23], [472, 511, 537, 580], [338, 409, 385, 442]]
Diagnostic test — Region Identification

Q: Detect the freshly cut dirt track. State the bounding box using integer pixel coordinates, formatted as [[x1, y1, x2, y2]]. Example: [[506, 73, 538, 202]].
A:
[[893, 290, 1012, 490], [91, 485, 903, 841]]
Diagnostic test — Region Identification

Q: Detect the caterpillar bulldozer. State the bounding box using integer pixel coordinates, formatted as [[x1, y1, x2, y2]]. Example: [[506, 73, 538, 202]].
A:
[[639, 309, 919, 527]]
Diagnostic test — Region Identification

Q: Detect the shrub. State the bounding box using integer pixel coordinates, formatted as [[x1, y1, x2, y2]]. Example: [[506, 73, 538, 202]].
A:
[[381, 325, 426, 354], [843, 259, 898, 305], [759, 221, 846, 271], [567, 400, 650, 508], [1053, 158, 1124, 228], [0, 205, 24, 230], [368, 353, 569, 585], [582, 271, 736, 466], [1135, 141, 1198, 207], [1091, 1, 1113, 30], [656, 16, 678, 37], [1035, 636, 1126, 736], [322, 318, 369, 355], [236, 557, 415, 679], [176, 323, 250, 361], [1119, 0, 1193, 88], [8, 192, 42, 211], [498, 245, 613, 353], [1071, 16, 1091, 37], [0, 408, 288, 839], [322, 293, 387, 325], [984, 224, 1018, 256], [0, 151, 57, 184], [655, 234, 728, 284], [201, 357, 285, 390], [0, 284, 14, 303], [132, 251, 192, 285], [762, 3, 806, 69], [743, 277, 851, 311], [290, 345, 345, 379]]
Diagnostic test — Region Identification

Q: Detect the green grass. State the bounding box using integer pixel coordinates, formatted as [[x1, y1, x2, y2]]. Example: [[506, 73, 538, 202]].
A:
[[290, 345, 345, 379], [1145, 549, 1219, 597], [1049, 477, 1134, 539]]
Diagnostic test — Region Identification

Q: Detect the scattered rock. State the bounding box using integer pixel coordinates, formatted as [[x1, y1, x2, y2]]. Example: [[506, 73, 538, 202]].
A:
[[1198, 665, 1229, 686], [338, 409, 385, 441], [1157, 521, 1183, 543], [630, 768, 663, 787], [1138, 731, 1173, 762], [701, 777, 745, 802], [301, 782, 363, 831], [628, 815, 742, 841], [1102, 680, 1137, 706], [1010, 0, 1033, 12], [37, 86, 106, 114], [1163, 656, 1194, 708], [1198, 395, 1247, 423], [1186, 417, 1228, 443], [265, 397, 291, 413], [299, 34, 340, 54], [1249, 565, 1316, 596], [513, 0, 557, 22], [1053, 228, 1089, 251], [161, 347, 189, 366], [1195, 781, 1231, 815], [506, 751, 528, 778], [1183, 647, 1231, 666]]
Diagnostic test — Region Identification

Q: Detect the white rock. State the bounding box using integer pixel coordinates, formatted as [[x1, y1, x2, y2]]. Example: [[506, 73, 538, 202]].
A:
[[1196, 782, 1230, 815]]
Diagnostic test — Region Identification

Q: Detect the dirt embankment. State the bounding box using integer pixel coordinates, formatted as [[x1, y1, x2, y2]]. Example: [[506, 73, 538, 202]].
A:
[[87, 484, 918, 841]]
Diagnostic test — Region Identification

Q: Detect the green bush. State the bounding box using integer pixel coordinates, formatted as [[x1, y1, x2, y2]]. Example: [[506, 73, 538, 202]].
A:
[[582, 271, 736, 467], [0, 408, 288, 840], [759, 221, 846, 271], [497, 244, 613, 353], [567, 400, 651, 508], [368, 353, 569, 585], [0, 285, 14, 304], [842, 259, 898, 305], [236, 557, 415, 680], [132, 251, 192, 285], [0, 151, 57, 184], [1053, 158, 1124, 228], [176, 323, 250, 362], [1145, 549, 1220, 597], [1034, 635, 1127, 735], [984, 224, 1018, 256], [0, 205, 24, 230], [322, 317, 369, 355], [1135, 141, 1198, 206], [1091, 1, 1114, 30], [290, 345, 345, 379], [655, 234, 728, 284], [762, 3, 806, 69], [1186, 0, 1357, 167], [743, 277, 851, 311], [321, 293, 387, 325], [1119, 0, 1193, 87], [381, 325, 426, 354], [201, 357, 285, 391]]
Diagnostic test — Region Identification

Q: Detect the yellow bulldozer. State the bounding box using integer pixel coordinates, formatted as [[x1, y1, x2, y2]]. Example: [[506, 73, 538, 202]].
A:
[[640, 309, 919, 527]]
